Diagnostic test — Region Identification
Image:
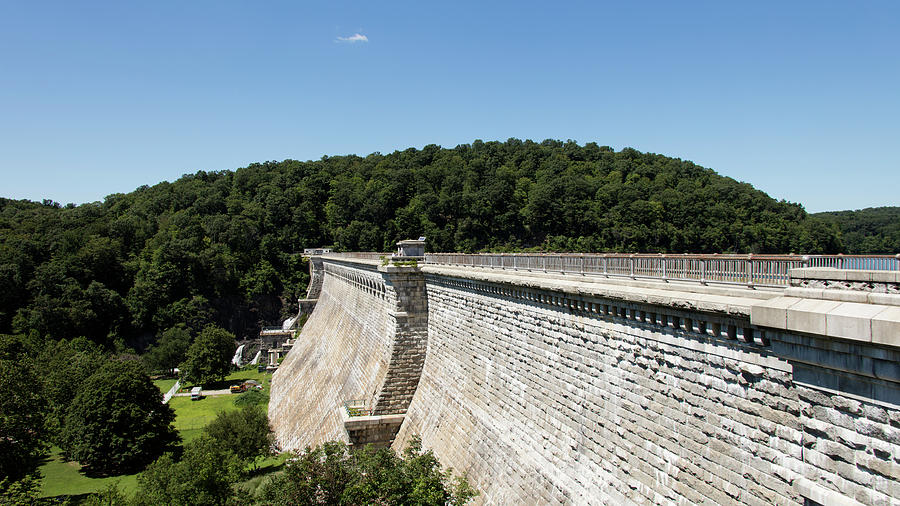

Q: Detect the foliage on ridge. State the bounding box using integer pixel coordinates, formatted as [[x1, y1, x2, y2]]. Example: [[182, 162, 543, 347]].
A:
[[810, 206, 900, 254], [0, 139, 846, 347]]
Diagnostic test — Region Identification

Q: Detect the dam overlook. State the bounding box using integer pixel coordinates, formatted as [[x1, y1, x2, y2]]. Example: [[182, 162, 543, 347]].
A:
[[269, 243, 900, 505]]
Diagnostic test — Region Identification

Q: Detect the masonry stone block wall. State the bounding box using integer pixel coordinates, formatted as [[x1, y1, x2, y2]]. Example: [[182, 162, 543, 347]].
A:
[[305, 256, 324, 299], [372, 265, 429, 416], [270, 258, 429, 448], [269, 259, 396, 449], [396, 273, 808, 504], [394, 267, 900, 505], [272, 258, 900, 505]]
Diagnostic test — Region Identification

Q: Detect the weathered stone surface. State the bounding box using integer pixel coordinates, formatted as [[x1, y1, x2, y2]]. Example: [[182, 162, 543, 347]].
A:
[[273, 259, 900, 506], [873, 306, 900, 347], [269, 260, 397, 449], [394, 274, 804, 504]]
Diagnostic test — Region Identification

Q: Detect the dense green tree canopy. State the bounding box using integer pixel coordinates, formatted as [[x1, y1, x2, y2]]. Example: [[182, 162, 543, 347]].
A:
[[39, 337, 106, 441], [811, 207, 900, 254], [132, 436, 246, 506], [259, 437, 477, 505], [0, 334, 48, 483], [143, 325, 192, 374], [203, 405, 272, 463], [0, 139, 876, 349], [60, 359, 179, 475], [179, 325, 235, 386]]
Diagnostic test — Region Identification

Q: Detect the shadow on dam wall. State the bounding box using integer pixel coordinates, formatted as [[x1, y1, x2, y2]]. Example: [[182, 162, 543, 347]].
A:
[[270, 256, 900, 505]]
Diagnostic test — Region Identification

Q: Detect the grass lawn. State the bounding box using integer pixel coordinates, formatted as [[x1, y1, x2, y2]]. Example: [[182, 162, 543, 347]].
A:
[[182, 368, 273, 392], [239, 452, 291, 496], [152, 377, 178, 394], [39, 447, 140, 499], [39, 367, 276, 500], [172, 368, 273, 442], [169, 394, 241, 443]]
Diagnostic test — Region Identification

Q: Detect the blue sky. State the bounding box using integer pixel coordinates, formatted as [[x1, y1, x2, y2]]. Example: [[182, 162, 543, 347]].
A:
[[1, 1, 897, 213]]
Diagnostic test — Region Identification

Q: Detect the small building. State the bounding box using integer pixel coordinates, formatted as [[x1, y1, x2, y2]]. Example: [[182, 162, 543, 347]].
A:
[[190, 386, 202, 401], [396, 239, 425, 258]]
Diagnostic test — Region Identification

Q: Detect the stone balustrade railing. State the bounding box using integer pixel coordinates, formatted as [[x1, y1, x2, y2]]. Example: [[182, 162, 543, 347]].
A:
[[427, 253, 900, 287], [323, 251, 900, 288], [324, 252, 385, 261]]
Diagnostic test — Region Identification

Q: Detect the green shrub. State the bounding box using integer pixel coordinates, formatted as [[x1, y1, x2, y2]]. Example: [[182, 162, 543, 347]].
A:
[[234, 388, 268, 407]]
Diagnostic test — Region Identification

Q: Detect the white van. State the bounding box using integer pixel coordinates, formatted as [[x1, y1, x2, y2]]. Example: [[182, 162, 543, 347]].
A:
[[190, 386, 202, 401]]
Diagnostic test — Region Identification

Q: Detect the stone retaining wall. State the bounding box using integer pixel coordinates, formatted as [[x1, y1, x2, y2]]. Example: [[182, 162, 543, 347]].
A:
[[269, 258, 429, 448]]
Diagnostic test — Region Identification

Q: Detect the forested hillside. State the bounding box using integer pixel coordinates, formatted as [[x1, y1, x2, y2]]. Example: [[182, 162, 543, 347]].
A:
[[811, 207, 900, 254], [0, 139, 844, 346]]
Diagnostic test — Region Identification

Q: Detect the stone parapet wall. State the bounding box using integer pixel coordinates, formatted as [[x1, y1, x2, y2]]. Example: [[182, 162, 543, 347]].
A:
[[342, 412, 405, 448]]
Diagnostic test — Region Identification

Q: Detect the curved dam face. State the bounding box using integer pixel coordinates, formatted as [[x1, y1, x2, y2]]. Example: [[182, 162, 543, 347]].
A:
[[272, 258, 900, 506], [270, 257, 427, 449], [270, 260, 392, 448]]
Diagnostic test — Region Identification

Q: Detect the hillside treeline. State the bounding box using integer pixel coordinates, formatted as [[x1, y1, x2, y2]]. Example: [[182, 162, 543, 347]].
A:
[[0, 139, 844, 346], [810, 207, 900, 254]]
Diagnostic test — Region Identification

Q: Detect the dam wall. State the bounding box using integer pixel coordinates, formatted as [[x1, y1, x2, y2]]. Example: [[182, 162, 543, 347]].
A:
[[269, 257, 426, 448], [270, 257, 900, 505]]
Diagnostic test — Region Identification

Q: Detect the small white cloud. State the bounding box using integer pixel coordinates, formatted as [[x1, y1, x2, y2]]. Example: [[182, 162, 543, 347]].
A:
[[336, 33, 368, 43]]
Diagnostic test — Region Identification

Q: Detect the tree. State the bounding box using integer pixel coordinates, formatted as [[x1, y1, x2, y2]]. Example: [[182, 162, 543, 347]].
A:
[[259, 436, 477, 505], [144, 325, 191, 374], [811, 206, 900, 253], [0, 475, 41, 505], [80, 483, 129, 506], [179, 325, 235, 386], [203, 405, 272, 464], [0, 334, 48, 484], [60, 359, 179, 475], [132, 436, 247, 506], [39, 337, 105, 441]]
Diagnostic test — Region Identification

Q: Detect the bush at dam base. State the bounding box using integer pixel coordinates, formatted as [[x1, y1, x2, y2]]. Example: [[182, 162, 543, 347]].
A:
[[258, 436, 478, 505]]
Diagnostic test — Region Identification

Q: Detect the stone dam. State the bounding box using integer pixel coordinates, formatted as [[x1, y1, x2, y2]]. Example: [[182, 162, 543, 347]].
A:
[[269, 250, 900, 505]]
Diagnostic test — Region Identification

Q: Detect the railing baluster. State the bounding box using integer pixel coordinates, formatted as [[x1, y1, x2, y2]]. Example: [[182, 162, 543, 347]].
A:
[[352, 251, 899, 287], [746, 254, 754, 287]]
